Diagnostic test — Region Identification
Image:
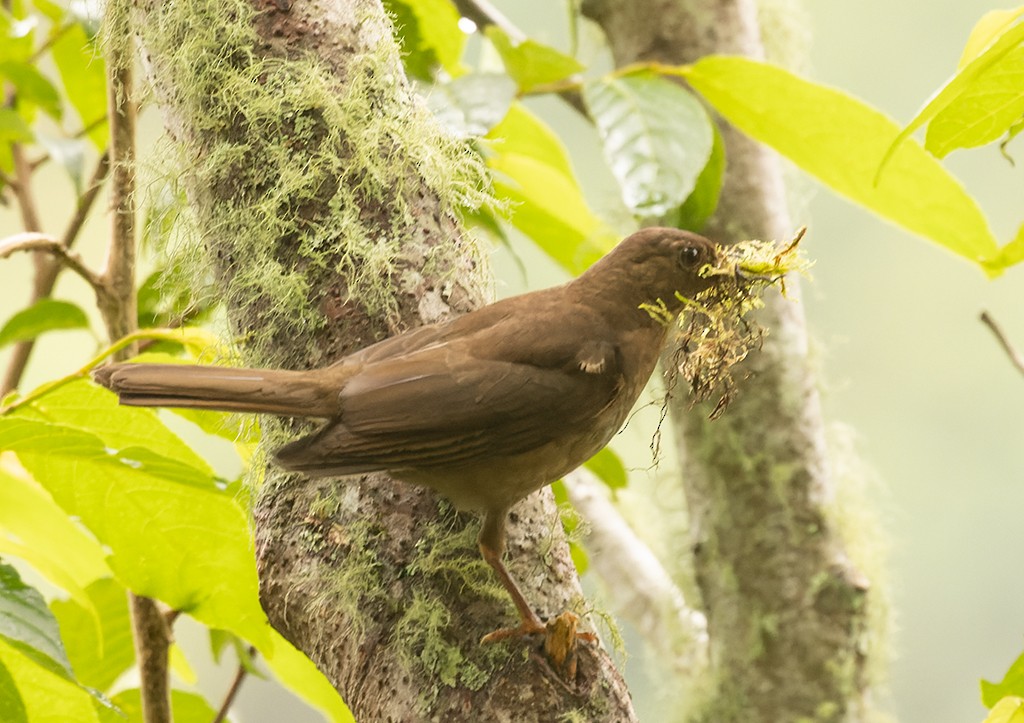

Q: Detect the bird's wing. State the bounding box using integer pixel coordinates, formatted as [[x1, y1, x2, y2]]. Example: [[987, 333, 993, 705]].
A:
[[273, 338, 622, 474]]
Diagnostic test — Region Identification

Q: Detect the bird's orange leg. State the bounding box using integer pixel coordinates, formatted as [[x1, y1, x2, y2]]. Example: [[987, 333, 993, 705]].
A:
[[477, 510, 546, 643]]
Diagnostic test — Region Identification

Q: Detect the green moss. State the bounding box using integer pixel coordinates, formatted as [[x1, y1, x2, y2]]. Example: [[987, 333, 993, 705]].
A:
[[387, 508, 512, 707], [304, 518, 387, 642], [125, 0, 493, 374]]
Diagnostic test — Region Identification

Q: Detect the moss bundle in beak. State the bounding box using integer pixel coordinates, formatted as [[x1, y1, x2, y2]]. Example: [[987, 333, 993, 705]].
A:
[[675, 227, 813, 418]]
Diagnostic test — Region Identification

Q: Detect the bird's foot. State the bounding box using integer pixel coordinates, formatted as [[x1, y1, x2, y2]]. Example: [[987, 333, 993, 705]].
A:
[[542, 611, 596, 681], [482, 611, 597, 682], [480, 615, 546, 645]]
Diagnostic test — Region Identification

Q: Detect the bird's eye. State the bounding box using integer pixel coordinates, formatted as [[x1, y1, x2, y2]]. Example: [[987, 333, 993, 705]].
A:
[[678, 245, 702, 267]]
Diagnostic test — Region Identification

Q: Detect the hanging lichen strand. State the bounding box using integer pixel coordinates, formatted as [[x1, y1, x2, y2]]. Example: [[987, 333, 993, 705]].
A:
[[123, 0, 494, 370]]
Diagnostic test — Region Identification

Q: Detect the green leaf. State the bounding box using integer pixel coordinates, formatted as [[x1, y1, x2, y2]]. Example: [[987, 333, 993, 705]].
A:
[[960, 8, 1024, 67], [0, 10, 35, 64], [584, 72, 714, 217], [583, 447, 628, 490], [426, 73, 517, 137], [985, 222, 1024, 273], [48, 23, 107, 149], [14, 376, 214, 474], [0, 417, 272, 651], [98, 688, 217, 723], [879, 20, 1024, 172], [983, 697, 1024, 723], [983, 651, 1024, 708], [549, 480, 588, 574], [683, 56, 1000, 271], [0, 299, 90, 349], [0, 108, 32, 142], [486, 27, 583, 93], [0, 468, 111, 622], [51, 578, 134, 693], [0, 638, 99, 723], [0, 561, 73, 679], [262, 630, 355, 722], [0, 59, 62, 120], [383, 0, 465, 80], [671, 121, 725, 231], [925, 44, 1024, 157], [0, 656, 27, 723], [487, 103, 616, 273]]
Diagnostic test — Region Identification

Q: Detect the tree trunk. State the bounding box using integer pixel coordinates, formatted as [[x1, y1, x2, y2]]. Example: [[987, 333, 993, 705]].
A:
[[582, 0, 874, 720], [127, 0, 635, 719]]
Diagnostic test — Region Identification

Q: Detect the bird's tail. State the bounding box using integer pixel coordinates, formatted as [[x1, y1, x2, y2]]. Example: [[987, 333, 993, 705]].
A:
[[93, 363, 340, 418]]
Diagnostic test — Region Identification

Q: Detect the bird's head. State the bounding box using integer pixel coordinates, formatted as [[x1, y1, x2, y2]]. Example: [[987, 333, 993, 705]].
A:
[[581, 227, 721, 316]]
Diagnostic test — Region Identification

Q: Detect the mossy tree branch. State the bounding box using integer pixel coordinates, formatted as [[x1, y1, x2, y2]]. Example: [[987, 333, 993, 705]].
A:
[[125, 0, 635, 719], [581, 0, 875, 720]]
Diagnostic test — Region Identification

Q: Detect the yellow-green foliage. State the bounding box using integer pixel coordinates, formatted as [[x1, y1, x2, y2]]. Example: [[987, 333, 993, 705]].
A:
[[124, 0, 493, 370]]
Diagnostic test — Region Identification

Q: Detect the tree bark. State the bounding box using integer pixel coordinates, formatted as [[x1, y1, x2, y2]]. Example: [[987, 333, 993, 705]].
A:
[[128, 0, 635, 719], [582, 0, 873, 720]]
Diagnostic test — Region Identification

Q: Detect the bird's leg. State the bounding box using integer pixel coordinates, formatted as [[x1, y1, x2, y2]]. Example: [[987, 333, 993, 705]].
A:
[[478, 510, 546, 643]]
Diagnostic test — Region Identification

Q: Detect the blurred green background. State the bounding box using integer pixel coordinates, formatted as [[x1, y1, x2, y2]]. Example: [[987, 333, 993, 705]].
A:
[[2, 1, 1022, 721]]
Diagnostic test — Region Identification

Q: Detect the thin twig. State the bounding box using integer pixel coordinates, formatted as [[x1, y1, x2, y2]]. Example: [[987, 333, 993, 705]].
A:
[[212, 646, 258, 723], [451, 0, 524, 41], [450, 0, 589, 116], [0, 233, 105, 289], [981, 311, 1024, 376], [2, 152, 112, 394]]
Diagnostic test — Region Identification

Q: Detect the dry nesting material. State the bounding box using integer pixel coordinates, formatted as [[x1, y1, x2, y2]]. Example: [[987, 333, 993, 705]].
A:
[[673, 227, 812, 419]]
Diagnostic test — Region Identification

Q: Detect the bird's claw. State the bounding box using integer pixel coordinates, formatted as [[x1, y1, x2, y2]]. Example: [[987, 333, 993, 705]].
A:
[[480, 617, 546, 645], [482, 611, 597, 682]]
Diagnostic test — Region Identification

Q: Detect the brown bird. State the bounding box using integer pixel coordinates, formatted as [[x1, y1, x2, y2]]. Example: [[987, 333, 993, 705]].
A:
[[94, 227, 720, 641]]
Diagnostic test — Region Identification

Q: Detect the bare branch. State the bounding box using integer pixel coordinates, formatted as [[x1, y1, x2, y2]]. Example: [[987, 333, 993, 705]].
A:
[[0, 233, 105, 289], [981, 311, 1024, 376], [564, 468, 708, 680], [1, 152, 111, 394], [451, 0, 524, 41], [212, 647, 257, 723]]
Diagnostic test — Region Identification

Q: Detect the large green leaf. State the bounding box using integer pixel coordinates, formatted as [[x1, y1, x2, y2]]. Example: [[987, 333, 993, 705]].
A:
[[98, 688, 217, 723], [0, 638, 99, 723], [0, 467, 111, 622], [583, 447, 627, 491], [14, 377, 213, 475], [48, 23, 107, 149], [0, 655, 26, 723], [925, 43, 1024, 157], [0, 561, 73, 680], [584, 72, 713, 217], [486, 27, 583, 93], [880, 18, 1024, 171], [983, 652, 1024, 708], [0, 108, 32, 143], [262, 629, 356, 723], [0, 59, 62, 120], [0, 299, 90, 349], [0, 417, 271, 651], [683, 56, 1001, 271], [383, 0, 465, 80], [426, 73, 517, 137], [51, 578, 134, 693], [487, 103, 616, 273], [960, 8, 1024, 67], [984, 697, 1024, 723], [671, 122, 725, 231]]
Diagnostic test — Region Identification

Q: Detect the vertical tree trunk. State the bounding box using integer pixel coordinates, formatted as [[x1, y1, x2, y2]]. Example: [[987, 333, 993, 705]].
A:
[[582, 0, 874, 720], [127, 0, 635, 719]]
